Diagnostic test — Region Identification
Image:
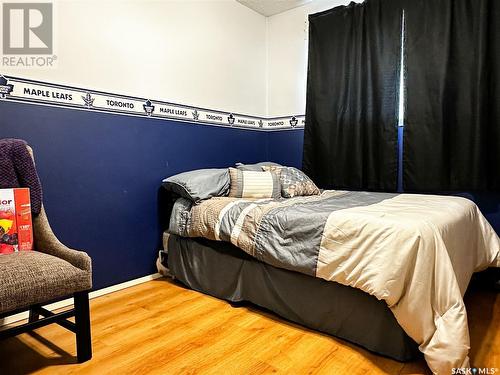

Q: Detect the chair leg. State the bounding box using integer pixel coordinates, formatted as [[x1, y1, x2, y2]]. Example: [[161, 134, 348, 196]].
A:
[[28, 306, 39, 323], [74, 291, 92, 363]]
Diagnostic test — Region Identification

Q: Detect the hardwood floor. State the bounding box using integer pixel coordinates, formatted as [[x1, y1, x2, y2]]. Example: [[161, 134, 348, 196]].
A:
[[0, 278, 498, 375]]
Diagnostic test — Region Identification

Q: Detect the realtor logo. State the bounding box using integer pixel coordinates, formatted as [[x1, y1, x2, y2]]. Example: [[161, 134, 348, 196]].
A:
[[2, 3, 53, 55]]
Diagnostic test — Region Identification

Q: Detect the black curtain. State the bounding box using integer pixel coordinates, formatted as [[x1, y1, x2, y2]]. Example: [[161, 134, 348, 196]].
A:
[[303, 0, 402, 191], [403, 0, 500, 191]]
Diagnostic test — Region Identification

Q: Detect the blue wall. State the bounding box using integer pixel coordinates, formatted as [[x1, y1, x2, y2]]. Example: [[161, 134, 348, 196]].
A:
[[268, 129, 304, 169], [0, 101, 268, 289]]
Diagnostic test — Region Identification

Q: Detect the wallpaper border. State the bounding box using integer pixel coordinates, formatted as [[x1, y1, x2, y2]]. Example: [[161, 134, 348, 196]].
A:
[[0, 75, 304, 132]]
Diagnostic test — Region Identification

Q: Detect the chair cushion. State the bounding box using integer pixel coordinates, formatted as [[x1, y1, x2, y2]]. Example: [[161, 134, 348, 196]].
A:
[[0, 251, 91, 314]]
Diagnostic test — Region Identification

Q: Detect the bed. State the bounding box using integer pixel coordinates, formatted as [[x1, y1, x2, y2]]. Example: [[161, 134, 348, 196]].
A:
[[158, 165, 500, 374]]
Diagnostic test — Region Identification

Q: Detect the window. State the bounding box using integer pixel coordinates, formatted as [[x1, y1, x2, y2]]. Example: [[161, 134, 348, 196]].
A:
[[397, 11, 406, 192]]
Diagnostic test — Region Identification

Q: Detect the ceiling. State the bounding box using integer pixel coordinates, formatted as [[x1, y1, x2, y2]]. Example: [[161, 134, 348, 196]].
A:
[[236, 0, 313, 17]]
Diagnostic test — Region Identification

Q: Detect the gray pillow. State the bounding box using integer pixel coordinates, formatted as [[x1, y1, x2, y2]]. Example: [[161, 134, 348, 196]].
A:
[[235, 161, 282, 171], [162, 168, 230, 203]]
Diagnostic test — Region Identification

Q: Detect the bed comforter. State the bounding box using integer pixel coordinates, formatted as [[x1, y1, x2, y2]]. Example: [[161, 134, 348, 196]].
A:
[[169, 190, 500, 374]]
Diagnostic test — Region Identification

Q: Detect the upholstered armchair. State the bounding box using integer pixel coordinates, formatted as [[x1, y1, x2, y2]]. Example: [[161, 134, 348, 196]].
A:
[[0, 145, 92, 363]]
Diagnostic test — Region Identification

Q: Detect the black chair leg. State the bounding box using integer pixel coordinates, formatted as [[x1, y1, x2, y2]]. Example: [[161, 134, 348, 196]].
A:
[[28, 306, 39, 323], [74, 291, 92, 363]]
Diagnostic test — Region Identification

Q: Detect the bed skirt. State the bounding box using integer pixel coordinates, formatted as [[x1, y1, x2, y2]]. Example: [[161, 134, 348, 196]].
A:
[[164, 234, 420, 362]]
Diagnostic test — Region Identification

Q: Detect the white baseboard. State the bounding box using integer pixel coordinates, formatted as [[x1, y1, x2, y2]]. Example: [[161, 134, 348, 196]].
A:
[[0, 273, 163, 328]]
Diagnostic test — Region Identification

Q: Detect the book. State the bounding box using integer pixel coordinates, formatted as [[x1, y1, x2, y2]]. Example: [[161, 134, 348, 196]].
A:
[[0, 188, 34, 254]]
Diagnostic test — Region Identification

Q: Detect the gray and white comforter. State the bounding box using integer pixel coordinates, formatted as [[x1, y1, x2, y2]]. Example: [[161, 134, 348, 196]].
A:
[[168, 190, 500, 374]]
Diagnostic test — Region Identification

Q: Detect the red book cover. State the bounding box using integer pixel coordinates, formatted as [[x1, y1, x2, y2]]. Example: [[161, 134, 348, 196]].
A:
[[0, 188, 33, 254]]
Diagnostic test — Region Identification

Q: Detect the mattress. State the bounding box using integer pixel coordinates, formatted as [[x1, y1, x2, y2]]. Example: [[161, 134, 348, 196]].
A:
[[164, 233, 420, 362]]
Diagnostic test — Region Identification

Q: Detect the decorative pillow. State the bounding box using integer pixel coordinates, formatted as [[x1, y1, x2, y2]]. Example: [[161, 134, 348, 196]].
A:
[[162, 168, 230, 203], [262, 166, 320, 198], [228, 167, 281, 199], [235, 161, 282, 172]]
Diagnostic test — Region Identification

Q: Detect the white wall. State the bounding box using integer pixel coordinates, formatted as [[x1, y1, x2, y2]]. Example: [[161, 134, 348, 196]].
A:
[[1, 0, 268, 116], [266, 0, 364, 117], [2, 0, 366, 117]]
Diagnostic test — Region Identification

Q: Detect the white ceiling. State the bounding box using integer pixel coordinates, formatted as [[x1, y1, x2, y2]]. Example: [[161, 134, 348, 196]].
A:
[[236, 0, 313, 17]]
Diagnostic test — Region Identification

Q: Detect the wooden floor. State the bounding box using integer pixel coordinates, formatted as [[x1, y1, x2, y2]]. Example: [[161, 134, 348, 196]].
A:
[[0, 278, 498, 375]]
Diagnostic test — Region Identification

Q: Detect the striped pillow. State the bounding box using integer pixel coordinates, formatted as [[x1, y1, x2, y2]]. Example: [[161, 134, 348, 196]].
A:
[[228, 168, 281, 199]]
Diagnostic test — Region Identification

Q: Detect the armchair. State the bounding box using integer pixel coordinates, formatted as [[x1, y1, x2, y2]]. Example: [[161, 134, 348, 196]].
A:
[[0, 145, 92, 363]]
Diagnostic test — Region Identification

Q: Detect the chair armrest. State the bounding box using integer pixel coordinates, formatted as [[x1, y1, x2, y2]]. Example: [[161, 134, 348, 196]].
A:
[[33, 205, 92, 272]]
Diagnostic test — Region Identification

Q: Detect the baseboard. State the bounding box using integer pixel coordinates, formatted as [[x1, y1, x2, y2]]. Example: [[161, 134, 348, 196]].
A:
[[0, 273, 163, 328]]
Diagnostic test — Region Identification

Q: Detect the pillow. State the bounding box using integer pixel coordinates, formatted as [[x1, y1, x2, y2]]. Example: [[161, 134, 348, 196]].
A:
[[162, 168, 230, 203], [228, 167, 281, 199], [235, 161, 282, 172], [262, 166, 320, 198]]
